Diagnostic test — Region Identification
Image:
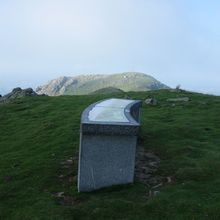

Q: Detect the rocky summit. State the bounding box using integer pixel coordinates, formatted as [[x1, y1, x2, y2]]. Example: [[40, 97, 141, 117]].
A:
[[0, 87, 40, 103], [36, 72, 169, 96]]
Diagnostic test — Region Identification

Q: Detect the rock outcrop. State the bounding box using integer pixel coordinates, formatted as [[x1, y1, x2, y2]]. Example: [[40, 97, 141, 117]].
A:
[[0, 87, 40, 103]]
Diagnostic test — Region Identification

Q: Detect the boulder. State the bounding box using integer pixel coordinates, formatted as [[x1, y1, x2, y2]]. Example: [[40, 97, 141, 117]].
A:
[[23, 88, 38, 96], [144, 98, 158, 106], [12, 87, 22, 93]]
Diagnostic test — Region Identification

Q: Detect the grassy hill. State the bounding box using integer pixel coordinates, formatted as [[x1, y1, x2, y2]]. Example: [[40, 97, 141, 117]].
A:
[[0, 90, 220, 219], [90, 87, 125, 95], [36, 72, 169, 96]]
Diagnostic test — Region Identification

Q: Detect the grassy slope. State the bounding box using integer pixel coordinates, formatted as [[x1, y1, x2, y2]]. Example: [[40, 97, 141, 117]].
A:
[[90, 87, 125, 95], [0, 90, 220, 220]]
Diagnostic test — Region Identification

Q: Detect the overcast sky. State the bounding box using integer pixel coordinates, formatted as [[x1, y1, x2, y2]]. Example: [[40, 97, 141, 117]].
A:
[[0, 0, 220, 95]]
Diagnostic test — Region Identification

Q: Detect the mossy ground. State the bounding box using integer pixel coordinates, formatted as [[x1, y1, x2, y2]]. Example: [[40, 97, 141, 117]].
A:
[[0, 90, 220, 219]]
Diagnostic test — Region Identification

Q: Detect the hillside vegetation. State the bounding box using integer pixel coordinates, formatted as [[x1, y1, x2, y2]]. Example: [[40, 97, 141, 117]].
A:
[[0, 90, 220, 219], [36, 72, 169, 96], [90, 87, 125, 95]]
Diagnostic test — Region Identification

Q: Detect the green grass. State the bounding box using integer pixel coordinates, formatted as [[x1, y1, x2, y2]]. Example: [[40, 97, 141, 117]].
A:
[[1, 90, 220, 219], [90, 87, 124, 95]]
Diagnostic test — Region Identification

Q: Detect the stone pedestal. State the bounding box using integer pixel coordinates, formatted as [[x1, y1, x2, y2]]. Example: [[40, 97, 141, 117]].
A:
[[78, 98, 141, 192]]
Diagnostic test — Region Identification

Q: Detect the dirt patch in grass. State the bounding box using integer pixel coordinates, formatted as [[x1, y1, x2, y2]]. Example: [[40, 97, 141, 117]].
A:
[[135, 145, 162, 186], [135, 145, 176, 198]]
